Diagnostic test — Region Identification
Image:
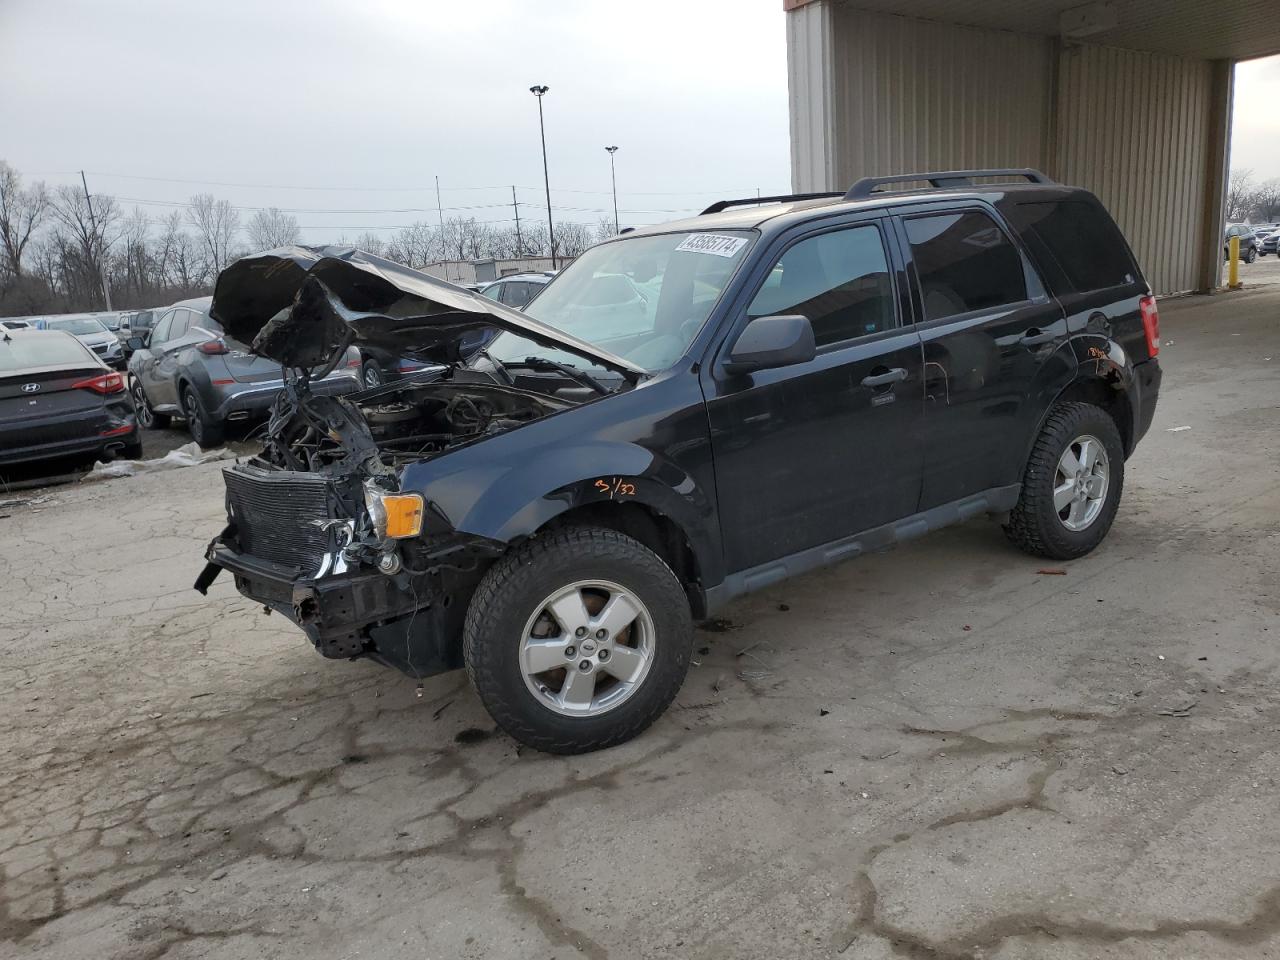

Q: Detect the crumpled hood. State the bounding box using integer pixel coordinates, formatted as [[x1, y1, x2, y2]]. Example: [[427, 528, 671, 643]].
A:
[[209, 245, 644, 378]]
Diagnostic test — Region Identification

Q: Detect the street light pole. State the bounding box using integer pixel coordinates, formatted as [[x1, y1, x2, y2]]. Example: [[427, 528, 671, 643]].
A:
[[605, 146, 619, 233], [529, 85, 556, 269]]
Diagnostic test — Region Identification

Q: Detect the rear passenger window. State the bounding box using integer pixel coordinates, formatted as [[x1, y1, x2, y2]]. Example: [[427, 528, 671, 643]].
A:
[[1010, 201, 1136, 292], [905, 211, 1027, 320], [169, 309, 191, 339], [747, 225, 895, 347]]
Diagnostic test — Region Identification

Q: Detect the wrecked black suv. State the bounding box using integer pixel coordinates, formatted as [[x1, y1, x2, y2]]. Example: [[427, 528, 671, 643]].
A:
[[197, 169, 1162, 754]]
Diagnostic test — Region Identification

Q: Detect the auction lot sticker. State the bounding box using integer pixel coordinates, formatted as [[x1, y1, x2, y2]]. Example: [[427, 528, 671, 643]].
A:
[[675, 234, 749, 258]]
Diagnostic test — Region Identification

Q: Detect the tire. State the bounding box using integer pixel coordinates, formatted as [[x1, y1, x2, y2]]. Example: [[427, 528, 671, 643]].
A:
[[131, 378, 170, 429], [1004, 401, 1125, 561], [361, 360, 385, 389], [1245, 247, 1258, 264], [181, 385, 225, 448], [464, 526, 693, 754]]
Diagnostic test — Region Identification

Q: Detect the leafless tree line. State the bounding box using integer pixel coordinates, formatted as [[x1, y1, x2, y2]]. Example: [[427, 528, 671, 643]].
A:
[[1227, 169, 1280, 224], [0, 160, 622, 318]]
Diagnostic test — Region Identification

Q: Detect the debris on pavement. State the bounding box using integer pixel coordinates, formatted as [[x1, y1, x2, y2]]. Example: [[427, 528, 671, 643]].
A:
[[1036, 568, 1068, 575], [1156, 697, 1198, 718], [1167, 425, 1192, 432], [80, 442, 237, 483], [1112, 765, 1129, 776]]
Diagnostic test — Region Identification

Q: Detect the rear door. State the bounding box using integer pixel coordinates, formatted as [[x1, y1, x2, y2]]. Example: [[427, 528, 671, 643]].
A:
[[893, 203, 1069, 510]]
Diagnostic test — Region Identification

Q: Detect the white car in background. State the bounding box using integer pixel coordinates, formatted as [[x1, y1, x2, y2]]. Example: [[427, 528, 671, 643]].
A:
[[35, 314, 126, 369]]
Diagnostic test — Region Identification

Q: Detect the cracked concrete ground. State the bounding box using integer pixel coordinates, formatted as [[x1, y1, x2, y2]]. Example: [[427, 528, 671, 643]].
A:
[[2, 287, 1279, 960]]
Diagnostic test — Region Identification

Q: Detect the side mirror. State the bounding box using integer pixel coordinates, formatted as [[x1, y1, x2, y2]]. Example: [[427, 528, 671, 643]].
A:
[[723, 314, 816, 376], [126, 336, 145, 352]]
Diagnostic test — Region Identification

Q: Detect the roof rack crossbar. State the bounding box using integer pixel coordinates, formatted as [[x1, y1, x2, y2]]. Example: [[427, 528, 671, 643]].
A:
[[700, 192, 844, 215], [843, 168, 1054, 201]]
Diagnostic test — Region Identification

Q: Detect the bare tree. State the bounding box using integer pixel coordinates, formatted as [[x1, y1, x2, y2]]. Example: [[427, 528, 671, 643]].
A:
[[354, 231, 388, 257], [50, 183, 120, 309], [386, 222, 437, 268], [246, 207, 301, 251], [1248, 179, 1280, 223], [594, 217, 619, 244], [1226, 169, 1254, 222], [554, 221, 593, 258], [0, 161, 48, 281], [187, 193, 241, 277]]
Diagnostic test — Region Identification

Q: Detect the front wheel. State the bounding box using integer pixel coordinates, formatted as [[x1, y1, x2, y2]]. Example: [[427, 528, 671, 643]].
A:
[[181, 386, 225, 448], [1245, 247, 1258, 264], [1004, 401, 1125, 560], [131, 378, 170, 429], [464, 526, 693, 754], [361, 360, 385, 389]]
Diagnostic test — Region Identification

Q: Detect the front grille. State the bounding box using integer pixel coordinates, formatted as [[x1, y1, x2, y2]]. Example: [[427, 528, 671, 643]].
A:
[[223, 466, 334, 573], [91, 342, 109, 354]]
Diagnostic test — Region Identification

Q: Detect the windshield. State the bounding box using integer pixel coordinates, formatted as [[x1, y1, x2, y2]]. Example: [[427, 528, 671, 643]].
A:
[[46, 317, 108, 336], [482, 230, 753, 374]]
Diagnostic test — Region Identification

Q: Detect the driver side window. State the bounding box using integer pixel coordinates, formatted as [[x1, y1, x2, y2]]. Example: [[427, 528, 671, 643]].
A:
[[748, 224, 896, 347]]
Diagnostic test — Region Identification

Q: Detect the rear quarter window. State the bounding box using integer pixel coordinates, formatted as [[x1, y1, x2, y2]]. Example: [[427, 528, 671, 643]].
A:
[[1009, 200, 1137, 293]]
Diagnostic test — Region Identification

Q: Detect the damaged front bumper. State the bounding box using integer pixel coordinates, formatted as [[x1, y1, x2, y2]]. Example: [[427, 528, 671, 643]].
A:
[[196, 463, 500, 678]]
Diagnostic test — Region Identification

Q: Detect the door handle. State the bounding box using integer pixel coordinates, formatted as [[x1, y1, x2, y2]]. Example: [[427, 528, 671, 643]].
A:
[[1019, 329, 1057, 347], [861, 367, 908, 388]]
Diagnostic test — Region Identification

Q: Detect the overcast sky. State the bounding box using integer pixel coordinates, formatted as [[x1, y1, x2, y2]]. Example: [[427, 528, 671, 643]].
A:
[[0, 0, 792, 242], [2, 0, 1277, 246], [1233, 55, 1280, 177]]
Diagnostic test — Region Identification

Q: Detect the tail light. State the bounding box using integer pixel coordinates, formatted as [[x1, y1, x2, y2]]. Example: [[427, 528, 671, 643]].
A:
[[72, 372, 125, 395], [1138, 295, 1160, 358], [346, 356, 362, 368], [199, 339, 229, 355]]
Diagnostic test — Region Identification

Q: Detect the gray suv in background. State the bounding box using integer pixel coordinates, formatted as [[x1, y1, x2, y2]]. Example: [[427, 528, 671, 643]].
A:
[[127, 296, 361, 446]]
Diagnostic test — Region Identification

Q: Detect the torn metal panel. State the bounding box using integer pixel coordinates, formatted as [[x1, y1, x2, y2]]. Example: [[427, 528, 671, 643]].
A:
[[210, 245, 644, 379]]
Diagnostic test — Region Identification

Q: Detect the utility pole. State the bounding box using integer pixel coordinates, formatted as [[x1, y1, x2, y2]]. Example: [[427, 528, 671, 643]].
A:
[[605, 146, 619, 232], [435, 175, 447, 280], [511, 185, 523, 256], [80, 170, 112, 310], [529, 85, 556, 269]]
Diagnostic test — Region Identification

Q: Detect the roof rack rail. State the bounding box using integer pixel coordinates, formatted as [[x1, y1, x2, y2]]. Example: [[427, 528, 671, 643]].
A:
[[843, 168, 1054, 201], [700, 191, 844, 215]]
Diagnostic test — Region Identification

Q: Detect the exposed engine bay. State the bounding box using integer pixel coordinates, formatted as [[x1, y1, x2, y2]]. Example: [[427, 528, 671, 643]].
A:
[[258, 373, 575, 476]]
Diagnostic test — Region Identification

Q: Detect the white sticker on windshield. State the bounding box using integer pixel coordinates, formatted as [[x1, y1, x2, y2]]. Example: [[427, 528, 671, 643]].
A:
[[675, 234, 749, 258]]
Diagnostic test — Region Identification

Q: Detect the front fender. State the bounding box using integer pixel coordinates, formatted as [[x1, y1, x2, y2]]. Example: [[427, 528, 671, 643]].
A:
[[404, 439, 716, 567]]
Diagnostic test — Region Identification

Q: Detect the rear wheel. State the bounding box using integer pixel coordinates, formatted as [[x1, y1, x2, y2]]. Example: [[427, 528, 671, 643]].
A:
[[1245, 246, 1258, 264], [181, 385, 225, 448], [1004, 401, 1125, 560], [464, 526, 693, 754], [131, 378, 169, 429]]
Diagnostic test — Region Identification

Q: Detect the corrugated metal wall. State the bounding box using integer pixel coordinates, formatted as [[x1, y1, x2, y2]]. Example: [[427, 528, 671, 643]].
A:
[[788, 4, 1228, 294], [822, 8, 1055, 189], [1054, 44, 1216, 295], [787, 1, 837, 193]]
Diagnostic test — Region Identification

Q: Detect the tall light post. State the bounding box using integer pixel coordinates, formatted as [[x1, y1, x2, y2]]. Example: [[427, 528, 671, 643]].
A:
[[529, 85, 556, 268], [605, 146, 619, 233]]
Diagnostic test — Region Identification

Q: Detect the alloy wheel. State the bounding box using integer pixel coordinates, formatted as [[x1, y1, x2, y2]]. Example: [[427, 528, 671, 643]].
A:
[[183, 389, 204, 444], [131, 381, 153, 428], [519, 579, 656, 717], [1053, 434, 1109, 532]]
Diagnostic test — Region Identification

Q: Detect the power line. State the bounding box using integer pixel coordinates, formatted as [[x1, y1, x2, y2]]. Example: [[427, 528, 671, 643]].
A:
[[21, 168, 761, 197]]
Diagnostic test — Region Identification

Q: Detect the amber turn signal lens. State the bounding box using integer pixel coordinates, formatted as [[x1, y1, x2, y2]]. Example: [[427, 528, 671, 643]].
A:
[[382, 494, 424, 539]]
